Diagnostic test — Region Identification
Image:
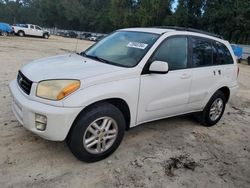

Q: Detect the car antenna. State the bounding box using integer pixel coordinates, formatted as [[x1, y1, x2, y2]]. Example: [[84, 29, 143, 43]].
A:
[[74, 36, 79, 54]]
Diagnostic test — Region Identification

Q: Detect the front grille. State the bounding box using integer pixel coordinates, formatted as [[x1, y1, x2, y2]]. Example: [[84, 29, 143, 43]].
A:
[[17, 71, 33, 95]]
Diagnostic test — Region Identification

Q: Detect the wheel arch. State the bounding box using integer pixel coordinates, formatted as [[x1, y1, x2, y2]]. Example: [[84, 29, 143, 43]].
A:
[[18, 30, 25, 34], [217, 86, 230, 103], [67, 98, 131, 139]]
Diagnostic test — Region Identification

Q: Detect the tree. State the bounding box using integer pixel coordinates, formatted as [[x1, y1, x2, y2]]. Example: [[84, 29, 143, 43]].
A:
[[172, 0, 204, 28], [0, 0, 249, 44]]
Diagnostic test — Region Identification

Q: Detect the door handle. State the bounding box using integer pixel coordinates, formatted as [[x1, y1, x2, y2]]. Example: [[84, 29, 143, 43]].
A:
[[213, 69, 222, 76], [180, 73, 191, 79]]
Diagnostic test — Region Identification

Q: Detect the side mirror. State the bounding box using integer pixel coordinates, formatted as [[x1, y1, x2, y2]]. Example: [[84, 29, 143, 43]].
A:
[[149, 61, 169, 74]]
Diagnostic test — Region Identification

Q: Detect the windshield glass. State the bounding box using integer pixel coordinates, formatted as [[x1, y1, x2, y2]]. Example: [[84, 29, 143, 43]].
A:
[[84, 31, 159, 67]]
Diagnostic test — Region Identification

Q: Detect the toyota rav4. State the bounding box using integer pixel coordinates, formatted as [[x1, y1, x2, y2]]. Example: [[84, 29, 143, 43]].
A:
[[9, 27, 238, 162]]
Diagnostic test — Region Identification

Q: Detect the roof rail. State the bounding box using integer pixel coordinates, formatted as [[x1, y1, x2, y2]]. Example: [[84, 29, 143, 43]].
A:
[[154, 26, 223, 39]]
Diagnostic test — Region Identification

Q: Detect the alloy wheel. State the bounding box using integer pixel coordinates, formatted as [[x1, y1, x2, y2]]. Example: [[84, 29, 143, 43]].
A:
[[209, 98, 224, 121], [83, 117, 118, 154]]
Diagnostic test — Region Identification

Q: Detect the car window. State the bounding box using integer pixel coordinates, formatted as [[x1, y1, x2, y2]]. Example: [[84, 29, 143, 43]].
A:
[[85, 31, 159, 67], [216, 42, 234, 64], [212, 42, 220, 65], [30, 25, 34, 29], [35, 26, 41, 30], [192, 38, 213, 67], [151, 37, 188, 71]]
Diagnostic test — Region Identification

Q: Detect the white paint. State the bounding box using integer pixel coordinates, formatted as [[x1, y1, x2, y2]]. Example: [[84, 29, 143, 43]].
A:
[[9, 27, 238, 141]]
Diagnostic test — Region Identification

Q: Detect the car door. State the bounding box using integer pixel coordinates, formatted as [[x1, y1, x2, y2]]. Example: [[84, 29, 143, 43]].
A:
[[28, 25, 36, 36], [215, 41, 236, 86], [137, 36, 193, 123], [188, 37, 222, 110], [35, 26, 43, 37]]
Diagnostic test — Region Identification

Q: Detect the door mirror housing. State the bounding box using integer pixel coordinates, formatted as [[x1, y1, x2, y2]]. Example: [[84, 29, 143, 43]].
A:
[[149, 61, 169, 74]]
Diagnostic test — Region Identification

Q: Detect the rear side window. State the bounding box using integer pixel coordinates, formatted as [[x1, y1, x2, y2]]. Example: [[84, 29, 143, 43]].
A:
[[215, 42, 234, 64], [192, 38, 213, 67], [151, 37, 188, 71]]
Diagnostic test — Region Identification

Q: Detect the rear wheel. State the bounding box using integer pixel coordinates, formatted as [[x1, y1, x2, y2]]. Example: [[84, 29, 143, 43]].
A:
[[67, 102, 125, 162], [198, 91, 226, 127], [2, 32, 7, 36], [247, 56, 250, 65], [18, 31, 25, 37]]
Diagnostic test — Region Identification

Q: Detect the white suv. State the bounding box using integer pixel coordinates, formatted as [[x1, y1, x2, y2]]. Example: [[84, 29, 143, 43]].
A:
[[9, 27, 238, 162]]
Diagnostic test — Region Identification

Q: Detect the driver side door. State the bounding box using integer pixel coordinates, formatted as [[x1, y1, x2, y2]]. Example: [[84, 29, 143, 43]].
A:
[[137, 36, 193, 124], [35, 26, 44, 37]]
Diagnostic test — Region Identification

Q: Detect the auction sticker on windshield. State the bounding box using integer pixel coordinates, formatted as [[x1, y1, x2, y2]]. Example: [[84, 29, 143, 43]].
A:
[[127, 42, 148, 49]]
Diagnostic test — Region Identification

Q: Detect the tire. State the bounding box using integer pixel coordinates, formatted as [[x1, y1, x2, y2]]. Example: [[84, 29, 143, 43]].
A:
[[18, 31, 25, 37], [2, 32, 7, 37], [43, 33, 49, 39], [198, 91, 226, 127], [67, 102, 126, 162], [238, 58, 241, 64], [247, 56, 250, 65]]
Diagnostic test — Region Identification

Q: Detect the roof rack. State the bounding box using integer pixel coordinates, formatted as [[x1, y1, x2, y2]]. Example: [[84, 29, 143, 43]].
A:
[[154, 26, 223, 39]]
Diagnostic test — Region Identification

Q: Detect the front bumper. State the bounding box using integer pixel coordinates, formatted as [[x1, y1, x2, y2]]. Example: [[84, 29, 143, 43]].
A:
[[9, 80, 82, 141]]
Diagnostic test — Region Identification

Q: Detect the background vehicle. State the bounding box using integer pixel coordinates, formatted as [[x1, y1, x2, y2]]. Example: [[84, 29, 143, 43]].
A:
[[79, 33, 92, 40], [12, 24, 50, 39], [238, 44, 250, 65], [65, 31, 78, 38], [0, 22, 13, 36], [231, 44, 243, 63], [88, 36, 98, 41], [9, 27, 238, 162]]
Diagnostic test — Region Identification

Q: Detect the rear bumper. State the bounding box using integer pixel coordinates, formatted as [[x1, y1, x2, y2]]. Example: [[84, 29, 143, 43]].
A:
[[9, 80, 82, 141]]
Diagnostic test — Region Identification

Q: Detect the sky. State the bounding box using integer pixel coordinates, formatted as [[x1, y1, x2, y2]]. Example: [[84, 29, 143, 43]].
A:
[[172, 0, 178, 12]]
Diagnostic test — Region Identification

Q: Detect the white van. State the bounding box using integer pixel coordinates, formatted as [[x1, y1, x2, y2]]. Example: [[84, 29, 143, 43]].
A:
[[9, 27, 238, 162]]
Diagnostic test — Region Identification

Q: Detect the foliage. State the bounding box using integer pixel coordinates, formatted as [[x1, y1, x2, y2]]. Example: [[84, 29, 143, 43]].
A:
[[0, 0, 249, 44]]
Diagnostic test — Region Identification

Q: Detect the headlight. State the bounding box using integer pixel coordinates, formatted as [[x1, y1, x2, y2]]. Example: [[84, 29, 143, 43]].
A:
[[36, 80, 80, 100]]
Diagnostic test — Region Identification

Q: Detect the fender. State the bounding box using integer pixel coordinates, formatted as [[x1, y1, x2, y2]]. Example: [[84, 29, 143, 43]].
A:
[[63, 77, 140, 127]]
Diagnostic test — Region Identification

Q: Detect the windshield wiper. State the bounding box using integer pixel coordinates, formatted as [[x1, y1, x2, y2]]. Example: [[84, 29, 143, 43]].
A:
[[79, 51, 87, 57], [89, 56, 110, 64], [79, 51, 128, 67], [80, 52, 111, 64]]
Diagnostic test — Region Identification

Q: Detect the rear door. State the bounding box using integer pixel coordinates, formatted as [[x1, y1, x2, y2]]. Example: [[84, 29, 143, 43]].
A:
[[188, 37, 223, 110], [215, 41, 236, 86]]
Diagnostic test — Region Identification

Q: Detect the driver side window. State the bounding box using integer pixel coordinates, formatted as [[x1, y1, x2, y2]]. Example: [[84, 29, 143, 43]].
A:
[[151, 37, 188, 71], [35, 26, 42, 30]]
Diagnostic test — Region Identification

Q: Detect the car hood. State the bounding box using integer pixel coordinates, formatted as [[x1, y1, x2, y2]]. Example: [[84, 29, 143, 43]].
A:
[[21, 54, 125, 82]]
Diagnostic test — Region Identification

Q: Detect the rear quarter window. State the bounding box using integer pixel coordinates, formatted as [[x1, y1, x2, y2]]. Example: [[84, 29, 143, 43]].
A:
[[215, 42, 234, 65]]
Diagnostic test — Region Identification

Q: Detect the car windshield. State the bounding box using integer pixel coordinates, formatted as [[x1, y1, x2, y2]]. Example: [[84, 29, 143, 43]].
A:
[[83, 31, 159, 67]]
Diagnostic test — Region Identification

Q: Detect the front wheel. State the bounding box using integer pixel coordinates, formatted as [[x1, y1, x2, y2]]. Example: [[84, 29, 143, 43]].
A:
[[67, 102, 125, 162], [198, 91, 226, 127], [43, 33, 49, 39], [247, 56, 250, 65]]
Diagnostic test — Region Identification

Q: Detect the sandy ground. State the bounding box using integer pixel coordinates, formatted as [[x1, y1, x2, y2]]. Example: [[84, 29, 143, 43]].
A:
[[0, 36, 250, 188]]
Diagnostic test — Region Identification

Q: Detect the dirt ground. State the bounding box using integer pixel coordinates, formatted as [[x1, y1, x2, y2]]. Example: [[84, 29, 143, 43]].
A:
[[0, 36, 250, 188]]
